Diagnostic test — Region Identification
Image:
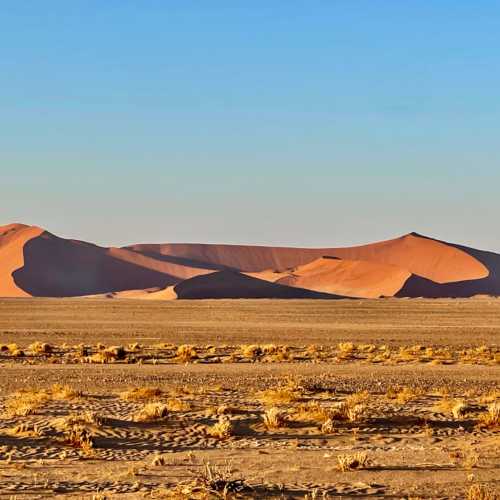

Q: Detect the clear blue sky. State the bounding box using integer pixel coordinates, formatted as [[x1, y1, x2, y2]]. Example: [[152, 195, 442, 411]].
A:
[[2, 1, 499, 250]]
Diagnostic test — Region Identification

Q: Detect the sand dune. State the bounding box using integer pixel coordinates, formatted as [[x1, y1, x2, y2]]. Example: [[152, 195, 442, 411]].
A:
[[1, 223, 498, 298], [0, 223, 45, 297], [252, 257, 412, 298], [127, 232, 488, 283], [5, 226, 212, 297], [172, 270, 341, 299]]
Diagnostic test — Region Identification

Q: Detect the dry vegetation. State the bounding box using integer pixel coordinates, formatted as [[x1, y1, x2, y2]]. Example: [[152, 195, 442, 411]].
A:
[[0, 339, 498, 368], [0, 298, 498, 497]]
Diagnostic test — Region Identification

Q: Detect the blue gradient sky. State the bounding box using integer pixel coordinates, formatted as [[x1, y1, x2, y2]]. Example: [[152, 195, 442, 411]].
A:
[[2, 2, 499, 250]]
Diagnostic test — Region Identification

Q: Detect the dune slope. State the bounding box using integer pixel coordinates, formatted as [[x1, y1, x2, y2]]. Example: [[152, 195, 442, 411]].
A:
[[9, 229, 212, 297], [265, 257, 412, 298], [173, 271, 342, 299]]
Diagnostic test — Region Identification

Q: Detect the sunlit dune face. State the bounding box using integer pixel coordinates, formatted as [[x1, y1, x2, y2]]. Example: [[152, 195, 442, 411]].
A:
[[0, 225, 44, 297], [265, 258, 411, 298], [329, 234, 489, 284]]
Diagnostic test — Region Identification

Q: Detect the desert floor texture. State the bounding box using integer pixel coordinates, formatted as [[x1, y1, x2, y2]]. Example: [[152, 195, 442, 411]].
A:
[[0, 298, 499, 499]]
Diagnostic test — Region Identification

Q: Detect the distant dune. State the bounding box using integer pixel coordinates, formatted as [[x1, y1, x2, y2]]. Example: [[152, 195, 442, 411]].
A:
[[1, 223, 499, 299], [251, 257, 412, 299]]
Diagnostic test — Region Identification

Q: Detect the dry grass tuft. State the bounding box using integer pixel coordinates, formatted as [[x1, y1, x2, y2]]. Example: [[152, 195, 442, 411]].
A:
[[477, 401, 500, 429], [293, 401, 330, 423], [121, 386, 163, 401], [466, 483, 499, 500], [240, 344, 262, 360], [336, 452, 368, 472], [198, 460, 247, 494], [3, 389, 50, 417], [263, 407, 287, 429], [175, 345, 198, 363], [205, 416, 234, 439], [166, 398, 192, 412], [63, 425, 95, 454], [134, 402, 169, 422], [452, 400, 468, 419], [57, 411, 106, 428], [386, 386, 421, 404], [258, 385, 299, 405], [320, 418, 336, 434], [50, 383, 83, 400], [28, 342, 53, 354]]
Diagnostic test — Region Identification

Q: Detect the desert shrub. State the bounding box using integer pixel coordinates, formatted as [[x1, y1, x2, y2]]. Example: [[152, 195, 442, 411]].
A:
[[386, 386, 421, 404], [166, 398, 192, 412], [3, 389, 50, 417], [321, 418, 335, 433], [51, 384, 83, 400], [336, 452, 368, 472], [466, 483, 499, 500], [28, 342, 53, 354], [63, 425, 94, 454], [477, 401, 500, 428], [121, 386, 163, 401], [258, 386, 300, 404], [175, 345, 198, 363], [293, 401, 330, 423], [240, 344, 262, 360], [134, 402, 169, 422], [263, 407, 287, 429], [206, 416, 234, 439]]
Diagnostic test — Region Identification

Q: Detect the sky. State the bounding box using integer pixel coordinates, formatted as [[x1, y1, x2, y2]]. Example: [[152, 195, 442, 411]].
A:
[[1, 1, 500, 250]]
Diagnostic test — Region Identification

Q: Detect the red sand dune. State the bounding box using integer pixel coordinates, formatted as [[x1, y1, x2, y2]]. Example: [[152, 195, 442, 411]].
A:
[[1, 223, 498, 299], [128, 232, 488, 284], [0, 223, 45, 297], [251, 257, 412, 299], [172, 271, 341, 300], [2, 224, 212, 297]]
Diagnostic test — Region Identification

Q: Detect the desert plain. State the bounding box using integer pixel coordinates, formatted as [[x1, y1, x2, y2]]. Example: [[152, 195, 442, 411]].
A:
[[0, 297, 498, 499]]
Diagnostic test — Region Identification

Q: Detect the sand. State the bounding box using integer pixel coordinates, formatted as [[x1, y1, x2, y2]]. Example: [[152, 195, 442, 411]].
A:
[[1, 223, 499, 299], [0, 298, 498, 498]]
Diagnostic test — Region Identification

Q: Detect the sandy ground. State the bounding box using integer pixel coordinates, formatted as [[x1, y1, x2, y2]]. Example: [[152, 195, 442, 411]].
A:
[[0, 298, 498, 498]]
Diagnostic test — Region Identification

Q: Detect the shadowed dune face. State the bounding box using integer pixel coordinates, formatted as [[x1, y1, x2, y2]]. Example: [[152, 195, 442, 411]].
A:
[[266, 257, 412, 298], [12, 232, 182, 297], [173, 270, 341, 299], [10, 231, 213, 297]]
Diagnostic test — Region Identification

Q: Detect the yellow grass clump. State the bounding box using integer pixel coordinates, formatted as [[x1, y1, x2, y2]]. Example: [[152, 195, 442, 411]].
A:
[[293, 401, 330, 423], [258, 385, 300, 405], [28, 342, 53, 354], [466, 483, 499, 500], [477, 401, 500, 429], [50, 383, 83, 400], [121, 386, 163, 401], [134, 402, 169, 422], [263, 407, 287, 429], [175, 345, 198, 363], [3, 389, 50, 417], [336, 452, 368, 472], [166, 398, 192, 412], [206, 416, 234, 439], [386, 386, 421, 404]]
